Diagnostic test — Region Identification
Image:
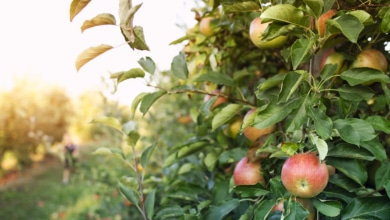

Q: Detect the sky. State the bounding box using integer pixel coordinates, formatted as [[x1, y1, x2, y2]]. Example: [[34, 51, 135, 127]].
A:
[[0, 0, 198, 105]]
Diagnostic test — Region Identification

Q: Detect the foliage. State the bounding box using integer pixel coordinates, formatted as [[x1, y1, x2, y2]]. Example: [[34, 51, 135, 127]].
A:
[[0, 78, 73, 170], [70, 0, 390, 219]]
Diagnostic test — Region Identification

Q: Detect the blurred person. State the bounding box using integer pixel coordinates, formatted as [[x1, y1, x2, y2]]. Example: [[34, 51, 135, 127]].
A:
[[62, 132, 78, 184]]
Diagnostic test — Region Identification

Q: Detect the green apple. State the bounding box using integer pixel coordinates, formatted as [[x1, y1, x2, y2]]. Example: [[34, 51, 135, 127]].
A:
[[249, 17, 287, 49]]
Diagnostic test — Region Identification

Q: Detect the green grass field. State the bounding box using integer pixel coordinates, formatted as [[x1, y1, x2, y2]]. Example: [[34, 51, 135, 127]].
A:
[[0, 144, 139, 220]]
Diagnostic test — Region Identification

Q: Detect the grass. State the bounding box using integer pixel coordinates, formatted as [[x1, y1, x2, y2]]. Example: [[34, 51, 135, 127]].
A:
[[0, 143, 138, 220]]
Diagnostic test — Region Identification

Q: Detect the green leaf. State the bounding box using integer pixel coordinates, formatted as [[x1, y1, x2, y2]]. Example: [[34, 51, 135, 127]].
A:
[[257, 73, 286, 92], [204, 151, 218, 172], [117, 68, 145, 83], [233, 183, 270, 197], [360, 138, 387, 161], [338, 85, 374, 101], [326, 157, 367, 186], [204, 199, 240, 220], [139, 90, 167, 115], [167, 189, 198, 201], [90, 116, 123, 133], [348, 10, 374, 26], [126, 130, 140, 147], [195, 72, 235, 87], [212, 104, 243, 131], [223, 1, 260, 13], [269, 177, 288, 198], [312, 199, 342, 217], [380, 9, 390, 33], [327, 14, 364, 43], [93, 147, 125, 160], [155, 205, 184, 219], [334, 118, 376, 146], [286, 96, 310, 132], [281, 142, 299, 156], [340, 67, 390, 86], [254, 198, 278, 220], [138, 56, 156, 74], [341, 197, 390, 220], [290, 38, 313, 70], [118, 181, 139, 206], [92, 147, 112, 155], [308, 133, 328, 161], [253, 99, 301, 130], [260, 4, 310, 28], [145, 189, 156, 219], [375, 162, 390, 194], [323, 0, 335, 13], [278, 71, 308, 103], [307, 105, 333, 140], [171, 52, 189, 79], [322, 186, 354, 203], [284, 200, 310, 220], [365, 115, 390, 134], [164, 141, 208, 167], [328, 173, 362, 192], [130, 92, 147, 118], [140, 143, 157, 169], [328, 143, 375, 161], [303, 0, 324, 18]]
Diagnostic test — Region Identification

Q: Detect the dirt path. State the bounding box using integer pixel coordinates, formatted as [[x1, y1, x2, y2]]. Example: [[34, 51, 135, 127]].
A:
[[0, 154, 63, 190]]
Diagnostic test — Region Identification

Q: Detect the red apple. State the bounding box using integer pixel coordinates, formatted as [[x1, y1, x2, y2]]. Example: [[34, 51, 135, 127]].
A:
[[281, 153, 329, 198], [316, 9, 337, 37], [243, 109, 276, 142], [204, 89, 228, 110], [351, 48, 388, 72], [200, 17, 217, 37], [233, 156, 265, 186], [249, 17, 287, 49]]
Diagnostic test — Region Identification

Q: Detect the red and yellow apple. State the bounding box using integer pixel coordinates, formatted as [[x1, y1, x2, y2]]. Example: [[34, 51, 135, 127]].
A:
[[249, 17, 287, 49], [243, 109, 276, 142], [204, 89, 228, 110], [316, 9, 337, 37], [200, 17, 217, 37], [319, 48, 346, 74], [233, 156, 265, 186], [225, 117, 243, 139], [281, 152, 329, 198], [351, 48, 388, 72]]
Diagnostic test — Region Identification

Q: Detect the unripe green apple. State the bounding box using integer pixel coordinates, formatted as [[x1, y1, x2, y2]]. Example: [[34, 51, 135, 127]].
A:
[[281, 153, 329, 198], [249, 17, 287, 49]]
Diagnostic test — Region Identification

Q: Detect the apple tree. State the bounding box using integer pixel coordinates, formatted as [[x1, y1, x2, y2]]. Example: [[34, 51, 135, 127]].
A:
[[70, 0, 390, 219]]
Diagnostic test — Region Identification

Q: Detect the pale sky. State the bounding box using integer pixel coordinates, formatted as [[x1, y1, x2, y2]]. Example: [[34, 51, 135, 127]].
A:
[[0, 0, 197, 105]]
